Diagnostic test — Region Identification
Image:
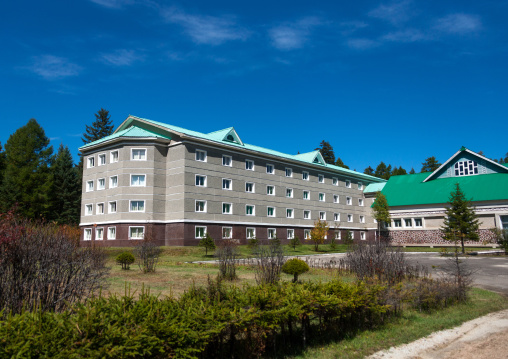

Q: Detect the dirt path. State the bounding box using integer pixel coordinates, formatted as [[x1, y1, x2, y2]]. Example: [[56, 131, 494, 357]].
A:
[[368, 309, 508, 359]]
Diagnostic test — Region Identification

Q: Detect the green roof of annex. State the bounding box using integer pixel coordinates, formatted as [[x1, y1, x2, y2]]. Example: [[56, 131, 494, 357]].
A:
[[80, 115, 385, 183]]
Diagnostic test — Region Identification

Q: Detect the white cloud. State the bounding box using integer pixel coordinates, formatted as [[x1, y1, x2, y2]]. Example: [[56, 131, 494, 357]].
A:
[[269, 17, 324, 51], [368, 0, 414, 25], [382, 29, 427, 42], [340, 21, 368, 36], [347, 38, 379, 50], [89, 0, 134, 9], [101, 49, 144, 66], [29, 55, 82, 80], [433, 13, 481, 35], [163, 7, 249, 45]]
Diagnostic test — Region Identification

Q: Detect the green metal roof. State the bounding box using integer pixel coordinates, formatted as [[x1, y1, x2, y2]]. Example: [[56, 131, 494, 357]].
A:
[[381, 172, 508, 207], [80, 126, 171, 149], [364, 182, 386, 193]]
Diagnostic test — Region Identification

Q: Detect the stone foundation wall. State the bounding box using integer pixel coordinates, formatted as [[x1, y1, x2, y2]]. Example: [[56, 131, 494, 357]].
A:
[[389, 229, 497, 245]]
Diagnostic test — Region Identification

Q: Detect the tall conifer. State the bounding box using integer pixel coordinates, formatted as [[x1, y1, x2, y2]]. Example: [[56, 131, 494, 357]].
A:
[[420, 156, 441, 173], [315, 140, 335, 164]]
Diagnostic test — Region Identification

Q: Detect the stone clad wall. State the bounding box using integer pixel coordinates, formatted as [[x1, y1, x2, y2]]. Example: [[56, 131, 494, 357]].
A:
[[389, 229, 497, 245]]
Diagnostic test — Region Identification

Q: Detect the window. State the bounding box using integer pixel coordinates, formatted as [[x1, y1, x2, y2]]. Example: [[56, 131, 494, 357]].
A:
[[404, 218, 412, 227], [84, 228, 92, 241], [131, 175, 146, 187], [222, 203, 232, 215], [346, 196, 352, 205], [129, 226, 144, 239], [195, 149, 207, 162], [222, 227, 232, 239], [131, 149, 146, 160], [333, 195, 339, 203], [195, 226, 206, 239], [110, 176, 118, 188], [287, 229, 294, 239], [109, 201, 117, 213], [266, 164, 274, 174], [267, 207, 275, 217], [96, 228, 104, 240], [318, 174, 324, 183], [334, 213, 340, 221], [358, 182, 363, 190], [266, 185, 274, 195], [394, 219, 402, 228], [245, 182, 255, 193], [335, 231, 341, 240], [268, 228, 276, 239], [222, 155, 232, 167], [303, 190, 310, 200], [347, 214, 353, 222], [319, 211, 326, 220], [97, 178, 105, 190], [87, 157, 95, 168], [332, 177, 338, 186], [195, 175, 207, 187], [285, 168, 293, 177], [304, 210, 311, 220], [286, 188, 293, 198], [286, 208, 294, 218], [360, 215, 365, 223], [304, 230, 311, 240], [345, 180, 351, 188], [110, 150, 119, 163], [454, 160, 478, 176], [247, 228, 256, 239], [302, 171, 309, 181], [360, 232, 366, 240], [245, 159, 254, 171], [108, 227, 116, 240], [85, 204, 93, 216], [222, 179, 232, 190], [415, 218, 423, 227], [195, 200, 206, 212], [319, 193, 325, 202], [246, 205, 255, 216], [98, 154, 106, 166], [358, 198, 364, 206], [86, 180, 94, 192], [130, 200, 145, 212]]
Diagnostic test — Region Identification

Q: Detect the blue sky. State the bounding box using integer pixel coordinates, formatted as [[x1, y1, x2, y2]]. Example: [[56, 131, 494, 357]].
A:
[[1, 0, 507, 171]]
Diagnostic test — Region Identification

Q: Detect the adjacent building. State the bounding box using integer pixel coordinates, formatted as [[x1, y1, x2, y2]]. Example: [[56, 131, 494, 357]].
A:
[[79, 115, 386, 246]]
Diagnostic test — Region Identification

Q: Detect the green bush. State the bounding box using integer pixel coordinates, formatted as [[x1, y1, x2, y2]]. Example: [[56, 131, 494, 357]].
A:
[[282, 258, 310, 282], [116, 252, 135, 270]]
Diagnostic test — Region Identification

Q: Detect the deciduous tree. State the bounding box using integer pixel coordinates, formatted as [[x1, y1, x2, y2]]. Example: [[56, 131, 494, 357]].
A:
[[372, 192, 391, 241], [307, 219, 329, 251]]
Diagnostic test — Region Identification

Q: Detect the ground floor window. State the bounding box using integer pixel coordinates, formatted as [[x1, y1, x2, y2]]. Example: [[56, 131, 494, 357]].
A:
[[335, 231, 341, 240], [108, 227, 116, 240], [129, 226, 144, 240], [195, 226, 206, 239], [360, 232, 366, 240], [500, 215, 508, 230], [247, 227, 256, 239], [222, 227, 232, 239], [414, 218, 423, 227], [84, 228, 92, 241], [393, 219, 402, 227], [268, 228, 276, 239], [304, 229, 311, 240], [96, 228, 104, 240], [287, 229, 294, 239]]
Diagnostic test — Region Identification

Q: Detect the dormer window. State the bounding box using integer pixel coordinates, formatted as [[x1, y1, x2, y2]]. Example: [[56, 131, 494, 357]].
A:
[[455, 160, 478, 176], [226, 134, 234, 141]]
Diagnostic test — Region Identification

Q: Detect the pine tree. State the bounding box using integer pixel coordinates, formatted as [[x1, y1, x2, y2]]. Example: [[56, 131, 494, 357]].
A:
[[198, 233, 216, 256], [335, 157, 349, 169], [50, 144, 81, 225], [391, 166, 407, 176], [315, 140, 335, 164], [372, 192, 391, 241], [364, 166, 374, 175], [409, 167, 416, 174], [441, 183, 481, 254], [374, 162, 391, 180], [0, 119, 53, 219], [82, 108, 114, 144], [421, 156, 441, 173], [0, 142, 6, 185]]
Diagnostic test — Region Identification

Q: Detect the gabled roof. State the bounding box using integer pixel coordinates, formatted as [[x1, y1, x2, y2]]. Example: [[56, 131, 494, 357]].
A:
[[423, 146, 508, 182], [79, 126, 171, 149], [293, 150, 326, 166], [207, 127, 244, 146]]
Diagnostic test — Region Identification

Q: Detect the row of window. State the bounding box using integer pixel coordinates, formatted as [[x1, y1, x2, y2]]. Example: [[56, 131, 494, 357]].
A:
[[386, 218, 424, 228], [196, 150, 363, 189], [84, 200, 143, 215], [86, 174, 146, 192], [195, 226, 367, 240], [83, 226, 144, 240], [87, 148, 147, 168]]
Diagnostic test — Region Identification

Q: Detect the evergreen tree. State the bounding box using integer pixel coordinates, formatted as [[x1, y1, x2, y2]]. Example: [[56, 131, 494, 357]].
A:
[[198, 233, 216, 256], [363, 166, 374, 175], [50, 144, 81, 225], [0, 142, 6, 185], [335, 157, 349, 169], [374, 162, 391, 180], [441, 183, 481, 254], [0, 119, 53, 219], [409, 167, 416, 174], [372, 192, 391, 241], [391, 166, 407, 176], [315, 140, 335, 165], [421, 156, 441, 173], [82, 108, 114, 144]]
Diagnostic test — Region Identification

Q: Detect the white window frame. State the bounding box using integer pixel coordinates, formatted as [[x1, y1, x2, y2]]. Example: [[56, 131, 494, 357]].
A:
[[347, 214, 353, 223], [267, 185, 275, 196], [360, 231, 366, 240], [414, 218, 423, 227], [304, 210, 311, 220], [131, 148, 146, 161], [87, 156, 95, 168], [318, 174, 324, 183], [360, 215, 365, 223], [334, 213, 340, 221], [302, 171, 309, 181], [222, 227, 233, 239], [110, 150, 119, 163], [222, 202, 232, 215], [130, 174, 146, 187], [95, 202, 103, 215], [98, 153, 106, 166], [195, 174, 207, 187], [287, 229, 295, 239], [346, 196, 352, 205], [319, 192, 325, 202], [129, 226, 145, 240], [332, 177, 338, 186], [319, 211, 326, 220], [345, 180, 351, 188], [109, 201, 117, 214], [129, 200, 145, 213], [246, 227, 256, 239], [266, 163, 274, 174], [108, 227, 116, 240], [267, 206, 276, 217], [335, 231, 341, 240], [195, 226, 207, 239], [303, 190, 310, 200], [358, 198, 364, 206], [97, 178, 105, 191], [245, 182, 255, 193], [286, 208, 294, 219], [195, 149, 207, 162], [304, 229, 311, 240], [85, 204, 93, 216], [286, 188, 293, 198], [222, 178, 232, 190], [245, 159, 254, 171], [195, 200, 207, 213], [333, 194, 339, 203], [268, 228, 276, 240], [394, 219, 402, 228], [404, 218, 413, 228], [222, 155, 232, 167], [109, 175, 118, 188], [84, 228, 92, 241], [358, 182, 363, 190], [285, 167, 293, 178], [95, 227, 104, 240], [246, 204, 255, 216], [86, 180, 94, 192]]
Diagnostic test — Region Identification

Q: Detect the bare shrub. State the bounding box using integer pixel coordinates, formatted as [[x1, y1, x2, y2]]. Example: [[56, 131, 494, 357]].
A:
[[440, 248, 475, 302], [133, 227, 163, 273], [216, 239, 238, 281], [0, 211, 109, 314], [255, 241, 285, 285]]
